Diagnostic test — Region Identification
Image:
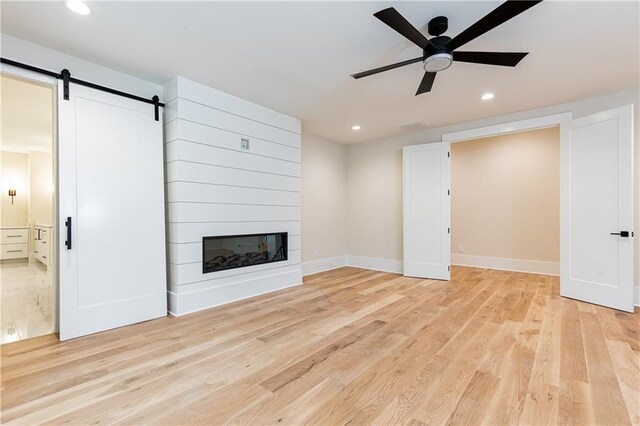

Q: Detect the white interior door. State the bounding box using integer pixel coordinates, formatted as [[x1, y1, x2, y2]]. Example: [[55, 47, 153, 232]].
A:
[[58, 82, 167, 340], [560, 104, 634, 312], [403, 142, 451, 280]]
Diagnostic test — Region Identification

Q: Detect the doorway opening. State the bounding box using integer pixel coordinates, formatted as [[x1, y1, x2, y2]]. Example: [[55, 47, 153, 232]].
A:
[[450, 127, 560, 276], [1, 72, 57, 344]]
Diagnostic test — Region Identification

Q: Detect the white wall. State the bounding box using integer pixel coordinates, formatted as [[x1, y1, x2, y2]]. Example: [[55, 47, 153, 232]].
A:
[[0, 151, 29, 226], [301, 133, 348, 275], [347, 89, 640, 303], [28, 151, 53, 226], [451, 128, 560, 275], [164, 76, 302, 316]]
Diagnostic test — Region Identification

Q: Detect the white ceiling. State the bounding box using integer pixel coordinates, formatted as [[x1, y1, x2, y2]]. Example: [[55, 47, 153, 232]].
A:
[[1, 1, 638, 144], [0, 74, 54, 153]]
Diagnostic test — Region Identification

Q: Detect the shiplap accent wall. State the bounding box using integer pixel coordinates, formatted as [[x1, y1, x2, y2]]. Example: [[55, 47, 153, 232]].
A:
[[164, 77, 302, 316]]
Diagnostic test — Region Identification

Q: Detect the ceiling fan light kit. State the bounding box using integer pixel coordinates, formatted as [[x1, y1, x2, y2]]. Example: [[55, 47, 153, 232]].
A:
[[423, 53, 453, 72], [351, 0, 542, 95]]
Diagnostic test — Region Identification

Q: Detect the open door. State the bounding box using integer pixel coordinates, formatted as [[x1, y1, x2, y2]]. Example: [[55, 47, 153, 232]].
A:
[[560, 104, 635, 312], [403, 142, 451, 280], [58, 82, 167, 340]]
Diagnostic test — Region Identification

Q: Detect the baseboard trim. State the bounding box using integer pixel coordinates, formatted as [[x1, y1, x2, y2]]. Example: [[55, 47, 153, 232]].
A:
[[167, 255, 638, 309], [168, 269, 302, 316], [302, 256, 347, 276], [451, 254, 559, 276], [346, 255, 403, 274]]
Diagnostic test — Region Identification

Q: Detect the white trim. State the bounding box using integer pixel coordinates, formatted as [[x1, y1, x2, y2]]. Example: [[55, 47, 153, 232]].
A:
[[635, 288, 640, 307], [302, 256, 347, 276], [168, 269, 302, 316], [442, 112, 573, 143], [0, 63, 58, 85], [451, 254, 559, 276], [346, 255, 403, 274]]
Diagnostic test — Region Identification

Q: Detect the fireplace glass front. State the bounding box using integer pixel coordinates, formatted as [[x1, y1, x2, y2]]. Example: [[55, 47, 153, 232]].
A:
[[202, 232, 287, 273]]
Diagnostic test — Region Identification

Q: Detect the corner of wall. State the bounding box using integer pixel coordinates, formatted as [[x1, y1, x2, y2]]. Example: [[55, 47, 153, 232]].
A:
[[300, 133, 349, 272]]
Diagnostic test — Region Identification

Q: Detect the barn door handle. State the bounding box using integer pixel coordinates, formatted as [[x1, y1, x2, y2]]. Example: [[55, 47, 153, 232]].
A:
[[65, 217, 72, 249], [610, 231, 630, 237]]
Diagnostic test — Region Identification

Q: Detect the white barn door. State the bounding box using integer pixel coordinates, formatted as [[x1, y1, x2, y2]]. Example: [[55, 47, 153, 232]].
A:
[[560, 104, 635, 312], [403, 142, 451, 280], [58, 82, 167, 340]]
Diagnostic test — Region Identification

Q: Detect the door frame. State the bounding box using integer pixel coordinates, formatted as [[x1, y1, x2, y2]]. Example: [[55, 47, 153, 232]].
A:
[[441, 113, 572, 277], [442, 113, 573, 144], [1, 63, 60, 334], [442, 113, 572, 273]]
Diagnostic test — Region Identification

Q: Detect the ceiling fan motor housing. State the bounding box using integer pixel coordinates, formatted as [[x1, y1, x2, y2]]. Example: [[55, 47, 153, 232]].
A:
[[428, 16, 448, 36], [423, 35, 453, 72]]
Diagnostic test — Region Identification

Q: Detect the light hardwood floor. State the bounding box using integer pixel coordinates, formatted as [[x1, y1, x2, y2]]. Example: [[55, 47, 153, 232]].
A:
[[1, 266, 638, 425]]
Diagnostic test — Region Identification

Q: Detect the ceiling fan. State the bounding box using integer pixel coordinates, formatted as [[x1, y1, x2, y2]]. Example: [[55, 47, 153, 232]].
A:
[[351, 0, 542, 95]]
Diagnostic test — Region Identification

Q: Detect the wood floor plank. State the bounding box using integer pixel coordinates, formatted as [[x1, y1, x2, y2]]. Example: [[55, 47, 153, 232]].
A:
[[531, 294, 562, 387], [260, 319, 386, 392], [605, 339, 640, 425], [519, 381, 559, 425], [558, 379, 595, 425], [560, 300, 589, 383], [445, 370, 501, 426], [580, 311, 632, 425], [1, 266, 637, 425]]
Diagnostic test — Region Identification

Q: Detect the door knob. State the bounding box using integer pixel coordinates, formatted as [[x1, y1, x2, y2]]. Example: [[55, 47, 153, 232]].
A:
[[610, 231, 630, 237]]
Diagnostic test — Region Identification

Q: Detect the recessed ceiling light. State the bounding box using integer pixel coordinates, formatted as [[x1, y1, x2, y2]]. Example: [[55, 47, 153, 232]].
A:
[[481, 93, 495, 101], [66, 0, 91, 15], [351, 125, 361, 131]]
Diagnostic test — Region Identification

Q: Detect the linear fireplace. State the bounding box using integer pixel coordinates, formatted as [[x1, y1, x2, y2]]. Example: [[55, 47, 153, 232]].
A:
[[202, 232, 288, 274]]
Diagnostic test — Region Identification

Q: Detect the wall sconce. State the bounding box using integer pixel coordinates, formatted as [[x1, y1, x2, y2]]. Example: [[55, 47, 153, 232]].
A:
[[8, 189, 16, 205]]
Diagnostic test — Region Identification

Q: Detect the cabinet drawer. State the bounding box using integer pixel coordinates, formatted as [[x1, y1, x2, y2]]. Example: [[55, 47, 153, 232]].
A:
[[1, 243, 29, 259], [1, 229, 28, 244], [35, 250, 50, 265], [35, 227, 50, 241], [35, 239, 49, 254]]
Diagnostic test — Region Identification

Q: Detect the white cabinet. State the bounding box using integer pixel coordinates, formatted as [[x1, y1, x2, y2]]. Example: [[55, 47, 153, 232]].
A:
[[0, 227, 29, 260], [34, 224, 52, 267]]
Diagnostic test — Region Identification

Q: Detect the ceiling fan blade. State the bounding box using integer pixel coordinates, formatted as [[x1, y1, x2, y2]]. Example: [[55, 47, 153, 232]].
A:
[[351, 56, 423, 79], [453, 51, 528, 66], [446, 0, 542, 51], [374, 7, 430, 50], [415, 72, 437, 95]]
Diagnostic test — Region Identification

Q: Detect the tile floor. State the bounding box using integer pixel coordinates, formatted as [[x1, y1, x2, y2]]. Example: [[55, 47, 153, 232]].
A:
[[0, 260, 54, 344]]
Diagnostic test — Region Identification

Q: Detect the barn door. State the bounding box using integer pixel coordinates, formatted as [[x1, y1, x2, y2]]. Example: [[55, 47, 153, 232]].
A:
[[58, 82, 167, 340]]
